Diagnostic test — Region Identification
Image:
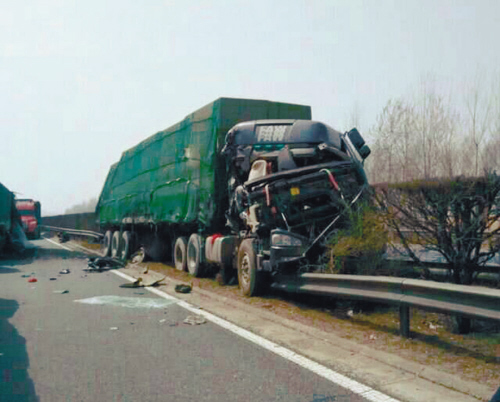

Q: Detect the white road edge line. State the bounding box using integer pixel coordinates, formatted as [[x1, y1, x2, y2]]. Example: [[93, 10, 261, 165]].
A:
[[112, 269, 401, 402], [43, 236, 73, 251]]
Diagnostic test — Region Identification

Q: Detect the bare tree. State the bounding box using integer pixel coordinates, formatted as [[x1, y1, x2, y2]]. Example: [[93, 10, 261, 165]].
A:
[[464, 76, 493, 176]]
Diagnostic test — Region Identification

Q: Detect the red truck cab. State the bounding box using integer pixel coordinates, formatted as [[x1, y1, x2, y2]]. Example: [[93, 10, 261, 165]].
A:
[[15, 199, 41, 239]]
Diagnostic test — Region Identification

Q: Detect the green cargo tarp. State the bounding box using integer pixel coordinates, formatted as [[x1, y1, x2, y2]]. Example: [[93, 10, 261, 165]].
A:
[[97, 97, 311, 230]]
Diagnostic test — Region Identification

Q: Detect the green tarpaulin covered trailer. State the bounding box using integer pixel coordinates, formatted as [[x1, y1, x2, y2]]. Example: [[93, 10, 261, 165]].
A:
[[97, 97, 311, 231]]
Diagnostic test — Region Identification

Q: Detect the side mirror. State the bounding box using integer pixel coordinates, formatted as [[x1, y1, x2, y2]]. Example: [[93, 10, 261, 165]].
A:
[[347, 128, 371, 160]]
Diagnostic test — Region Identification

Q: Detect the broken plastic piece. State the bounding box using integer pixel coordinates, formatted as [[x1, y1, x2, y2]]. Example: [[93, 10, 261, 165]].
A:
[[59, 269, 70, 274], [53, 290, 69, 294], [28, 278, 37, 283], [183, 315, 206, 325]]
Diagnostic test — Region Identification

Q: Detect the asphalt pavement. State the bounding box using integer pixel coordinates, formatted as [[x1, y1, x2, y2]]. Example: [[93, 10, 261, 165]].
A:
[[0, 239, 372, 402]]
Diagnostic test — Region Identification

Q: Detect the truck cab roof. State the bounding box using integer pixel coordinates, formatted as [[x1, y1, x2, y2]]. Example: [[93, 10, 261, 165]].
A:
[[225, 119, 342, 150]]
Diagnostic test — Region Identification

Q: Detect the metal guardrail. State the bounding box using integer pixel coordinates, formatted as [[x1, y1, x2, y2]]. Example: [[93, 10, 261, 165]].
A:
[[272, 274, 500, 337], [41, 225, 103, 240]]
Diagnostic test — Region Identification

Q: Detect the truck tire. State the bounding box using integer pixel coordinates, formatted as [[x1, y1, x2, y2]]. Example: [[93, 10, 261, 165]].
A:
[[174, 237, 188, 271], [120, 231, 134, 260], [187, 234, 204, 277], [103, 231, 112, 257], [237, 239, 265, 296], [111, 231, 121, 259]]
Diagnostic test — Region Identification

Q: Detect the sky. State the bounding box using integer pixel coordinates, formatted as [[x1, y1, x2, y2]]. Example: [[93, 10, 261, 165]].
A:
[[1, 0, 499, 216]]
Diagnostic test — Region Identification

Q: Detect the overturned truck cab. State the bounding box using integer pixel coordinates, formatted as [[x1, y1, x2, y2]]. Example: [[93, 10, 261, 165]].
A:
[[214, 120, 371, 295]]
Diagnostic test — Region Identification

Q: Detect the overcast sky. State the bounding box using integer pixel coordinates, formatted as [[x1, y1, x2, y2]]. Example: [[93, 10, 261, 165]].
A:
[[1, 0, 499, 215]]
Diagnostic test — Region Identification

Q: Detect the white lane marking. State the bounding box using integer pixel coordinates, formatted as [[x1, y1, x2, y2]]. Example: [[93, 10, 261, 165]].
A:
[[43, 236, 72, 251], [112, 270, 401, 402]]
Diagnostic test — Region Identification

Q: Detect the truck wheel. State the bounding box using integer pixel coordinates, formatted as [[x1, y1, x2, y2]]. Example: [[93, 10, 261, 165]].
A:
[[187, 234, 204, 277], [111, 231, 122, 258], [120, 231, 134, 260], [174, 237, 188, 271], [103, 231, 112, 257], [237, 239, 264, 296]]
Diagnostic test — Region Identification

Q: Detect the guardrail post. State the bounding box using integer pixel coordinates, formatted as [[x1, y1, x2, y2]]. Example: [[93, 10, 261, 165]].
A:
[[399, 305, 410, 337]]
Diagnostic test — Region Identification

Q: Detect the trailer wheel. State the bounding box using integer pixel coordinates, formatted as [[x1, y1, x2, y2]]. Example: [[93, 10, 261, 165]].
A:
[[120, 231, 134, 260], [103, 231, 112, 257], [237, 239, 264, 296], [111, 231, 122, 259], [174, 237, 188, 271], [187, 234, 204, 277]]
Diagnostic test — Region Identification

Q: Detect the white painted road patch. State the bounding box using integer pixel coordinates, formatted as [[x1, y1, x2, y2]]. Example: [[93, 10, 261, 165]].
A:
[[74, 295, 176, 309]]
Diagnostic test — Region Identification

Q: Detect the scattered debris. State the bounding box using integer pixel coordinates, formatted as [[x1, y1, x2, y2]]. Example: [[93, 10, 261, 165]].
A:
[[21, 274, 31, 278], [133, 291, 145, 295], [28, 278, 37, 283], [159, 319, 167, 323], [143, 265, 149, 274], [369, 334, 377, 341], [87, 257, 125, 272], [175, 282, 193, 294], [59, 269, 70, 274], [49, 278, 57, 281], [53, 290, 69, 294], [183, 315, 206, 325], [58, 232, 70, 243], [109, 327, 118, 331], [131, 247, 145, 264], [144, 275, 167, 287], [119, 277, 143, 288]]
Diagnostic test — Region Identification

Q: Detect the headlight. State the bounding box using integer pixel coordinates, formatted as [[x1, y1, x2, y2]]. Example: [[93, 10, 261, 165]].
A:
[[272, 233, 303, 247]]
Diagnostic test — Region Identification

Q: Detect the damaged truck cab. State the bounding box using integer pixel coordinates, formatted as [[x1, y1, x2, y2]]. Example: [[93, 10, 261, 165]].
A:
[[212, 120, 371, 295]]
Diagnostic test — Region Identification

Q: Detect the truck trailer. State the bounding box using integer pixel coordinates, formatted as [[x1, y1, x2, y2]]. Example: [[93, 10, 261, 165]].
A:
[[96, 97, 371, 295]]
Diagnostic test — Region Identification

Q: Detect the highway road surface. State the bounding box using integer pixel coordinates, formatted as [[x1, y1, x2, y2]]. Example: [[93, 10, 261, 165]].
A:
[[0, 239, 394, 402]]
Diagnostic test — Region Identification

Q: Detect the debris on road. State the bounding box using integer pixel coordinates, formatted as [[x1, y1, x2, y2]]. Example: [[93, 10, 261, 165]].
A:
[[59, 269, 70, 274], [175, 282, 193, 294], [28, 278, 37, 283], [58, 232, 70, 243], [86, 257, 125, 272], [109, 327, 118, 331], [143, 265, 149, 274], [119, 277, 143, 288], [183, 315, 206, 325], [49, 277, 57, 281], [21, 274, 31, 278], [131, 247, 145, 264], [53, 290, 69, 294], [144, 275, 167, 287]]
